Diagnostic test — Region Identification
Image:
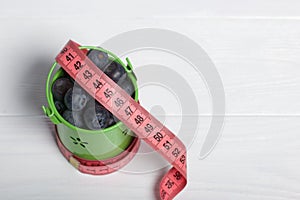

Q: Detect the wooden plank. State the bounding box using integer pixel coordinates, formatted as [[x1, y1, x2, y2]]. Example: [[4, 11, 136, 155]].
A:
[[0, 18, 300, 115], [1, 0, 300, 18], [0, 116, 299, 199]]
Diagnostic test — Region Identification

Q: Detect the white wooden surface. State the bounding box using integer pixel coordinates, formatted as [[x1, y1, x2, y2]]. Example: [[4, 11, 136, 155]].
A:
[[1, 1, 300, 199]]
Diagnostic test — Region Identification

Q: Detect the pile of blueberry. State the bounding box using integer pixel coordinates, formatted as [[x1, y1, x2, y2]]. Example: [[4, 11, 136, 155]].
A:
[[51, 49, 135, 130]]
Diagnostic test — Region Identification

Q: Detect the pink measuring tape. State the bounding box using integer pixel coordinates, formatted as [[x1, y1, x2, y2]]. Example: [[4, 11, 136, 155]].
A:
[[55, 40, 187, 200]]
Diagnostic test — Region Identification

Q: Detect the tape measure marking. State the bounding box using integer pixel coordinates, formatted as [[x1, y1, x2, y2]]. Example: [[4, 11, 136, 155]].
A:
[[55, 40, 187, 200], [55, 126, 141, 175]]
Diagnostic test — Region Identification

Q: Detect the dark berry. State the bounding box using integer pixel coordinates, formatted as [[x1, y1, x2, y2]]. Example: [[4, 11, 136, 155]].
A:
[[112, 114, 120, 126], [64, 85, 91, 111], [83, 101, 110, 130], [62, 69, 75, 82], [54, 101, 66, 114], [104, 61, 126, 83], [87, 49, 109, 70], [107, 112, 117, 127], [52, 77, 73, 101], [63, 110, 85, 128], [119, 75, 135, 96]]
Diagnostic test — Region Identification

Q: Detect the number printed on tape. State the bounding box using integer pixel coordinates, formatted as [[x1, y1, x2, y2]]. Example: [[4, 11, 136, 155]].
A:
[[55, 40, 187, 200]]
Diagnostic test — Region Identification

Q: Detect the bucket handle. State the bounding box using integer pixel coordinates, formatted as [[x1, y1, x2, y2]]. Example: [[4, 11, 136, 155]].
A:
[[42, 61, 61, 124]]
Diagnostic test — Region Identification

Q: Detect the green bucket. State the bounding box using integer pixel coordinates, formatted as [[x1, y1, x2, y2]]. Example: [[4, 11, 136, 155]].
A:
[[43, 46, 138, 161]]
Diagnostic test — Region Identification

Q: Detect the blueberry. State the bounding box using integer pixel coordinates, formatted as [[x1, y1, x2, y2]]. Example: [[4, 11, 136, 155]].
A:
[[107, 117, 116, 127], [107, 112, 118, 127], [104, 61, 126, 83], [63, 110, 85, 128], [52, 77, 73, 101], [54, 101, 66, 114], [118, 75, 135, 96], [112, 114, 120, 126], [64, 85, 91, 111], [83, 101, 110, 130], [62, 69, 75, 82], [87, 49, 109, 70]]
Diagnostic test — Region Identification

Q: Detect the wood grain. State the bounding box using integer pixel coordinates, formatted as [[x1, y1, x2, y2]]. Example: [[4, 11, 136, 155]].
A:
[[0, 1, 300, 199]]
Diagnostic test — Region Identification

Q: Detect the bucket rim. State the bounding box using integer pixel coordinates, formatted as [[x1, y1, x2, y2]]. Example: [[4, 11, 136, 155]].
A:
[[45, 46, 139, 134]]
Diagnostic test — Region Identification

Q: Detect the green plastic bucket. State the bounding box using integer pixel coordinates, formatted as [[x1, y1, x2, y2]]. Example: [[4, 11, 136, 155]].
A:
[[43, 46, 138, 161]]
